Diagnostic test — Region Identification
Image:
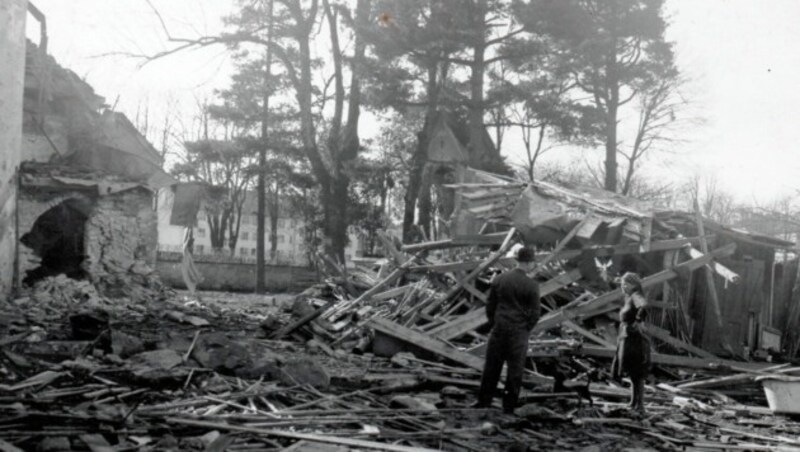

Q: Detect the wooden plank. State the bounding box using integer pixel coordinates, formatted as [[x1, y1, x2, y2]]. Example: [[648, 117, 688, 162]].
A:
[[530, 215, 591, 277], [369, 317, 486, 371], [694, 206, 734, 354], [324, 253, 421, 320], [439, 228, 517, 304], [168, 417, 441, 452], [371, 284, 414, 302], [401, 238, 452, 253], [643, 324, 719, 360], [429, 269, 582, 340], [568, 346, 772, 371], [684, 247, 740, 283], [678, 365, 800, 390], [408, 237, 712, 274], [369, 318, 551, 386], [462, 281, 487, 302], [563, 319, 615, 349], [452, 231, 509, 246], [271, 301, 335, 340], [378, 231, 406, 266], [532, 243, 737, 334]]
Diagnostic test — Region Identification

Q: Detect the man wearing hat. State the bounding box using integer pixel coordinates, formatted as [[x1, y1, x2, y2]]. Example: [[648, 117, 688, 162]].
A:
[[476, 246, 541, 414]]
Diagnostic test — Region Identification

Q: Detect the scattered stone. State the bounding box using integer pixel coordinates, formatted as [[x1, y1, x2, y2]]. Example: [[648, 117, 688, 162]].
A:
[[279, 357, 330, 390], [480, 421, 498, 435], [69, 310, 109, 340], [440, 385, 468, 399], [37, 436, 71, 452], [260, 314, 283, 334], [111, 330, 144, 358], [190, 332, 280, 379], [516, 404, 567, 422], [389, 395, 438, 412], [129, 349, 182, 371], [291, 298, 316, 318]]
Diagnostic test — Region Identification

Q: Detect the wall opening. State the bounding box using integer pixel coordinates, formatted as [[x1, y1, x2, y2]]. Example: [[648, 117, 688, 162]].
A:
[[20, 198, 92, 285]]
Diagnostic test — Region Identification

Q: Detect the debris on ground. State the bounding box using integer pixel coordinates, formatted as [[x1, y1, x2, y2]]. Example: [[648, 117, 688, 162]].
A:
[[3, 172, 800, 450]]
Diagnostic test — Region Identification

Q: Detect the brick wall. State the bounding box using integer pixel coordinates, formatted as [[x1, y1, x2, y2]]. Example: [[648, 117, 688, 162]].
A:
[[17, 187, 157, 284], [0, 0, 27, 298], [86, 189, 157, 276], [156, 251, 317, 293]]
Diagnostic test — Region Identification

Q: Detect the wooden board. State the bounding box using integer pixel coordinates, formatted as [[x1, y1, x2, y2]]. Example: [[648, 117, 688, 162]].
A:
[[369, 317, 551, 386], [569, 346, 772, 371], [428, 269, 582, 340], [643, 324, 719, 360], [532, 243, 736, 334]]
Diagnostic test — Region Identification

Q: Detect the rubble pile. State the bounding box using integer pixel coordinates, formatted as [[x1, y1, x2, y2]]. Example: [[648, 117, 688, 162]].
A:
[[1, 289, 800, 451], [2, 172, 800, 450]]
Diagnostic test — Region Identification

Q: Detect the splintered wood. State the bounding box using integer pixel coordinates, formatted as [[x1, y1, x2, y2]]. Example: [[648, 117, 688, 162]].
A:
[[3, 174, 800, 451]]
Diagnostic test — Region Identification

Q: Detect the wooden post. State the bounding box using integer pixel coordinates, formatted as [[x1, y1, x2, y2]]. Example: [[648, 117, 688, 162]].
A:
[[694, 203, 734, 355]]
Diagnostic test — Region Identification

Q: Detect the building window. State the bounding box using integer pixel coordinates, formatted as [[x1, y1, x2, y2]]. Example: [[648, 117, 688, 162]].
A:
[[251, 248, 257, 256], [195, 245, 204, 254], [197, 228, 206, 238], [239, 247, 247, 256], [241, 231, 249, 241], [278, 219, 285, 228]]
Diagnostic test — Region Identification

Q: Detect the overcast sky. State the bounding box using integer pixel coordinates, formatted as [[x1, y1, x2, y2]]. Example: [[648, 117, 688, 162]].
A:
[[26, 0, 800, 204]]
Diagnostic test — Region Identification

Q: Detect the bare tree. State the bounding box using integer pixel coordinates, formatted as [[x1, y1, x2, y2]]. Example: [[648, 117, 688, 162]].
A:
[[620, 75, 692, 195]]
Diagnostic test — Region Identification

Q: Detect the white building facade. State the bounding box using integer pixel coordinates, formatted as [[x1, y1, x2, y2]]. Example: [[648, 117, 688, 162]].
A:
[[157, 189, 360, 267]]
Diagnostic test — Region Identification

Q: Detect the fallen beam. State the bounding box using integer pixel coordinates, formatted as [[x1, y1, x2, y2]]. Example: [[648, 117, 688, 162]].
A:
[[369, 317, 552, 385], [643, 324, 719, 360], [168, 417, 442, 452], [409, 237, 713, 273], [567, 345, 771, 371], [532, 243, 736, 334], [428, 269, 582, 341], [677, 364, 800, 390]]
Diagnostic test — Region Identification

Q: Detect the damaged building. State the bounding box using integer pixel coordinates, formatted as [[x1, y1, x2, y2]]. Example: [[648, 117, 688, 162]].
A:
[[14, 40, 174, 289], [0, 0, 28, 298]]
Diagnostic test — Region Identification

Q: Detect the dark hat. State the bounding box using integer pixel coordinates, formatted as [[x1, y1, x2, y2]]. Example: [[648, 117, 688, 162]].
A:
[[516, 246, 535, 263]]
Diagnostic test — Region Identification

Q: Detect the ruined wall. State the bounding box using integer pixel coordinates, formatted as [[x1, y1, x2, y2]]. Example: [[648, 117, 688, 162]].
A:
[[86, 189, 157, 276], [0, 0, 28, 298], [17, 188, 157, 284], [156, 252, 317, 293]]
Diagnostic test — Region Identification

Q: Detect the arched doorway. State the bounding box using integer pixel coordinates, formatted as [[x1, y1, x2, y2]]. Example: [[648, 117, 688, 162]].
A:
[[20, 198, 92, 285]]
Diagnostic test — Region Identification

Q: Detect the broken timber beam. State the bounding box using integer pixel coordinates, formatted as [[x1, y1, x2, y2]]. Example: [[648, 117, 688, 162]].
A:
[[168, 418, 442, 452], [438, 227, 517, 304], [684, 247, 740, 284], [429, 269, 582, 341], [408, 237, 712, 274], [568, 346, 771, 371], [694, 206, 734, 355], [677, 365, 800, 390], [532, 243, 736, 334], [368, 317, 551, 385], [643, 324, 719, 360], [401, 232, 510, 253], [530, 214, 591, 278]]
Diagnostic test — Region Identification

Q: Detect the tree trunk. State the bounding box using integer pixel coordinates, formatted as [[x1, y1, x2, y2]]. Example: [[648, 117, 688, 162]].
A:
[[417, 164, 433, 240], [257, 1, 274, 291], [402, 63, 439, 242], [604, 46, 620, 192], [269, 183, 279, 262], [467, 0, 487, 167]]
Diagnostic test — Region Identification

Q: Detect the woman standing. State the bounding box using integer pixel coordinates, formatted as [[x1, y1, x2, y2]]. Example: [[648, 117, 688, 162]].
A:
[[611, 272, 651, 412], [181, 227, 203, 301]]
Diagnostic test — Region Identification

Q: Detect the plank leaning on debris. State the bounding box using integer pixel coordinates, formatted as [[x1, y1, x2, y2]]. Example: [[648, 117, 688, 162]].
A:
[[429, 268, 582, 341], [532, 243, 737, 334]]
